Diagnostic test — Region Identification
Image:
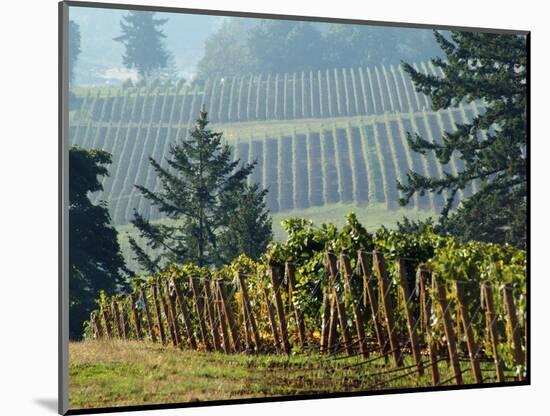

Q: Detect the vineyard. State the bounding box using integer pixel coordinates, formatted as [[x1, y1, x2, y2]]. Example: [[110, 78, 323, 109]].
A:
[[69, 62, 483, 225], [86, 215, 527, 390]]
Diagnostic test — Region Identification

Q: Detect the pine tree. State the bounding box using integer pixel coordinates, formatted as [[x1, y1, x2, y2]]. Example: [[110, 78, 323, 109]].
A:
[[68, 20, 81, 86], [218, 183, 273, 262], [69, 146, 128, 339], [398, 31, 527, 248], [129, 108, 272, 273], [113, 11, 170, 79]]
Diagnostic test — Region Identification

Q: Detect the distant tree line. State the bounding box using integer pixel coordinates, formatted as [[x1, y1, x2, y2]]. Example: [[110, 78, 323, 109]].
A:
[[195, 18, 443, 79]]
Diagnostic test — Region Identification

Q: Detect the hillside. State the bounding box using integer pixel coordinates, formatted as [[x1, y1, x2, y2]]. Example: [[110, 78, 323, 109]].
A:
[[69, 61, 482, 228]]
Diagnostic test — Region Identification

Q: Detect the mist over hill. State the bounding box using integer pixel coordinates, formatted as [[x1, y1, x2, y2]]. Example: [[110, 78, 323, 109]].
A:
[[69, 7, 223, 85], [69, 7, 443, 87]]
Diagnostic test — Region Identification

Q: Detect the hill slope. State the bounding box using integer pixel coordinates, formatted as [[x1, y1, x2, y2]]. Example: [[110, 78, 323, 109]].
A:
[[69, 62, 482, 226]]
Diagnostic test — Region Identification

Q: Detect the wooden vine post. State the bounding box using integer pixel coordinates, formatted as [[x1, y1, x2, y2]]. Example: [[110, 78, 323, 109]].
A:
[[120, 300, 130, 340], [433, 274, 463, 385], [320, 288, 330, 353], [455, 281, 483, 384], [262, 286, 282, 352], [101, 304, 113, 339], [327, 291, 338, 353], [214, 281, 232, 353], [502, 283, 525, 380], [418, 268, 439, 385], [190, 277, 212, 351], [90, 312, 102, 338], [95, 312, 104, 338], [159, 281, 178, 347], [163, 280, 182, 349], [239, 278, 254, 352], [358, 250, 386, 355], [217, 280, 241, 352], [139, 286, 157, 343], [286, 262, 307, 347], [325, 254, 338, 353], [172, 278, 197, 350], [397, 258, 423, 375], [373, 251, 403, 366], [327, 252, 353, 355], [482, 283, 505, 382], [152, 282, 167, 346], [111, 299, 124, 339], [203, 279, 222, 352], [129, 293, 142, 340], [269, 264, 291, 354], [340, 251, 368, 357], [237, 273, 261, 351]]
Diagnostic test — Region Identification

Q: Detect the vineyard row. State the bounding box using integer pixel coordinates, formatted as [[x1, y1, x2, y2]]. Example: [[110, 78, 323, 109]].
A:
[[89, 250, 526, 388], [73, 62, 474, 125], [70, 108, 478, 225]]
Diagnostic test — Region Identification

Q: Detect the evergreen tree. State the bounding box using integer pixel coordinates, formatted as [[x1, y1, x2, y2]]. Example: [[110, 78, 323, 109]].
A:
[[68, 20, 81, 86], [113, 11, 170, 79], [398, 31, 527, 248], [129, 108, 272, 273], [218, 183, 273, 262], [69, 146, 127, 339]]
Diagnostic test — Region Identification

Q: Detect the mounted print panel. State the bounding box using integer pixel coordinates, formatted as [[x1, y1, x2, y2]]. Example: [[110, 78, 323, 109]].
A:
[[59, 1, 529, 414]]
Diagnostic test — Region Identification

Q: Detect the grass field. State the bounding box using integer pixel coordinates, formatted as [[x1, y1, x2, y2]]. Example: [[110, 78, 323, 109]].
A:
[[69, 339, 489, 410], [270, 202, 435, 240], [116, 202, 436, 272]]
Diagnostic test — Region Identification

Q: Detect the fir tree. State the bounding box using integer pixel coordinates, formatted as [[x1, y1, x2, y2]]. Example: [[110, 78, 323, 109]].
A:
[[69, 146, 128, 339], [68, 20, 81, 86], [218, 183, 273, 262], [398, 31, 527, 248], [129, 109, 272, 273], [113, 11, 170, 79]]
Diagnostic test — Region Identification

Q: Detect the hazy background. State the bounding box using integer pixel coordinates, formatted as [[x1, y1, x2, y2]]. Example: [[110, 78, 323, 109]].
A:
[[70, 7, 223, 84], [69, 7, 443, 86]]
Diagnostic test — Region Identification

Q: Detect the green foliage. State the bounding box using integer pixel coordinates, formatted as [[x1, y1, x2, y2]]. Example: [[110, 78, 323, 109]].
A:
[[399, 31, 527, 248], [218, 184, 273, 263], [247, 20, 326, 74], [113, 11, 171, 79], [325, 25, 440, 70], [69, 146, 128, 340], [396, 216, 436, 234], [88, 212, 525, 371], [195, 19, 254, 79], [427, 237, 526, 366]]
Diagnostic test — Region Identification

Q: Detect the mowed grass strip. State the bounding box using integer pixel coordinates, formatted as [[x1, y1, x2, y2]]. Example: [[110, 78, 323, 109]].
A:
[[69, 339, 493, 410]]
